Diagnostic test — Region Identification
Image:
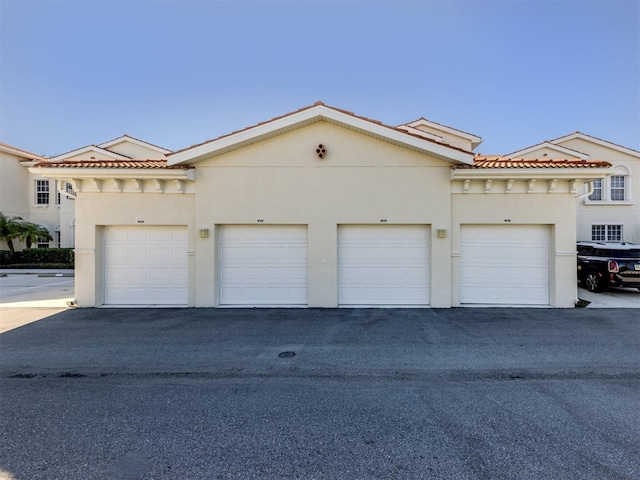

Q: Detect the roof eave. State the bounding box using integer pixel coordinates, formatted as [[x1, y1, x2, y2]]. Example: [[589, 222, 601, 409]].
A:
[[29, 167, 195, 181], [451, 167, 612, 181]]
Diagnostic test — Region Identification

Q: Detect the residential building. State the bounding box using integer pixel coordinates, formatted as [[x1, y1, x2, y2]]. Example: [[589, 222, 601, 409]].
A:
[[507, 133, 640, 244], [0, 136, 171, 250]]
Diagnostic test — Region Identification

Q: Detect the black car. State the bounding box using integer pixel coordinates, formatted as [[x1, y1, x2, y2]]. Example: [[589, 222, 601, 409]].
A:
[[577, 242, 640, 292]]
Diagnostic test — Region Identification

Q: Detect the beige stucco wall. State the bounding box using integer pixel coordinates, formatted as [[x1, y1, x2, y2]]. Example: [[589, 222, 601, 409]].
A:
[[194, 121, 454, 307], [74, 193, 195, 307], [0, 153, 30, 250], [105, 141, 167, 159], [0, 153, 29, 218], [451, 192, 579, 308], [62, 151, 121, 161], [511, 146, 576, 159]]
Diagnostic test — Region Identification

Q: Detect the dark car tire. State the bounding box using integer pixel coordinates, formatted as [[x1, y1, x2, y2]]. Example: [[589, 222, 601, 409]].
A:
[[583, 270, 604, 293]]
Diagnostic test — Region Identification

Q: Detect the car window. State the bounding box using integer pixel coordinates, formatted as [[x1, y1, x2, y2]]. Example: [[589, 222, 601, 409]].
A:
[[614, 250, 640, 259]]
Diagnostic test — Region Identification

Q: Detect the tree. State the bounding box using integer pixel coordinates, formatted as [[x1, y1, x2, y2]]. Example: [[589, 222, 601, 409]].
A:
[[16, 221, 53, 248], [0, 213, 23, 252]]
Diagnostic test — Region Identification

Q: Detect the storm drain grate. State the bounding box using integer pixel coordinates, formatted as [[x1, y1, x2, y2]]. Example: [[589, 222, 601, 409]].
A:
[[278, 351, 296, 358]]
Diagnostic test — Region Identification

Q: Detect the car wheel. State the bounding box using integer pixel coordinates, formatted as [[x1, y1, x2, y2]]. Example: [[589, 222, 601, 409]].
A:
[[584, 271, 603, 292]]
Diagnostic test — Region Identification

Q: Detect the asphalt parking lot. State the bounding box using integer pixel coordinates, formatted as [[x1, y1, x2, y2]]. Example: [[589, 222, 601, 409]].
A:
[[0, 307, 638, 480]]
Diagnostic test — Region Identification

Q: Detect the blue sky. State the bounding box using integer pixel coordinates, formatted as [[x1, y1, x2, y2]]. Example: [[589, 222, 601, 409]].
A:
[[1, 0, 638, 157]]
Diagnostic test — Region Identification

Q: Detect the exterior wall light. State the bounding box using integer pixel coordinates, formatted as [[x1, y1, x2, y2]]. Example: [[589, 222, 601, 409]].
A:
[[436, 228, 447, 238], [199, 228, 210, 238]]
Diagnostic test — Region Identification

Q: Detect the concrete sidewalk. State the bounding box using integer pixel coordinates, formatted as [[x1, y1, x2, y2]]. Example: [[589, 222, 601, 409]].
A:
[[0, 269, 74, 276], [578, 286, 640, 308]]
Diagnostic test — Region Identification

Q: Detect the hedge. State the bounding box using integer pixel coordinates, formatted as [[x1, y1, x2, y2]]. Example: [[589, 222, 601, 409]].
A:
[[0, 248, 74, 267]]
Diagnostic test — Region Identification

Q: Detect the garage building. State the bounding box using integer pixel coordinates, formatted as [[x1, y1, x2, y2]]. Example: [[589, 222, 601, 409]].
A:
[[33, 102, 611, 308]]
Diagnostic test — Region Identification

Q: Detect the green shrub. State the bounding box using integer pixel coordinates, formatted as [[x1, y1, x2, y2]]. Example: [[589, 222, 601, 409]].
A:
[[0, 248, 74, 267], [0, 250, 18, 265]]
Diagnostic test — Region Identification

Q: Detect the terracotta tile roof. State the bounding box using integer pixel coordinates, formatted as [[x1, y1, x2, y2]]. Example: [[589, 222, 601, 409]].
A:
[[169, 101, 474, 157], [0, 141, 45, 161], [453, 155, 612, 169], [33, 159, 192, 169]]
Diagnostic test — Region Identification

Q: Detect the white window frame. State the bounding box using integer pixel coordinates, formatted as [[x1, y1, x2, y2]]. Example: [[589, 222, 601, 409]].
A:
[[588, 179, 603, 201], [586, 167, 632, 204], [36, 237, 50, 248], [610, 175, 625, 201], [592, 224, 623, 242], [34, 180, 50, 206]]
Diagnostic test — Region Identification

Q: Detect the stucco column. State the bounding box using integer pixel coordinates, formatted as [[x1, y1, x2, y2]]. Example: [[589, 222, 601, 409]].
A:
[[307, 222, 338, 307]]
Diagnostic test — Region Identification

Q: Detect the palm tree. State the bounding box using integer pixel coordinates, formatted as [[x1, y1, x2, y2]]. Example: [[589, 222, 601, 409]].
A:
[[0, 213, 23, 252], [16, 221, 53, 248]]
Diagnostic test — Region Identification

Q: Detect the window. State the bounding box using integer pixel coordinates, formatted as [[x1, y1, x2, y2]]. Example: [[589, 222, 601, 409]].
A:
[[56, 190, 61, 205], [587, 171, 630, 202], [592, 225, 623, 242], [588, 179, 602, 201], [65, 182, 75, 195], [55, 227, 61, 248], [35, 180, 50, 205], [37, 237, 50, 248], [610, 176, 625, 201]]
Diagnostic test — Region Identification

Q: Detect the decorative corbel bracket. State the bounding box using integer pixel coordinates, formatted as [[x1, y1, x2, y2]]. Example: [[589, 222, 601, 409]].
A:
[[570, 179, 580, 194], [506, 179, 514, 193], [527, 179, 536, 193], [148, 179, 163, 193]]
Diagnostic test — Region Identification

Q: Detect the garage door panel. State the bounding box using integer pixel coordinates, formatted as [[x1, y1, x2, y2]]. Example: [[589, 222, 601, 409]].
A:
[[460, 225, 549, 305], [126, 268, 149, 281], [125, 228, 148, 242], [104, 226, 188, 306], [339, 225, 429, 306], [219, 225, 308, 306]]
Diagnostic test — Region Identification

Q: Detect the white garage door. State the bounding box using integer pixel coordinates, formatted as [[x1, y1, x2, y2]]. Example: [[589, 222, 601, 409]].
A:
[[104, 226, 188, 305], [339, 225, 430, 306], [219, 225, 307, 306], [460, 225, 549, 305]]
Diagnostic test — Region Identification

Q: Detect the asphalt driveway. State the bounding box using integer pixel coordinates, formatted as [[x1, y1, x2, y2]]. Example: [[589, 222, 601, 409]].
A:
[[1, 308, 639, 480]]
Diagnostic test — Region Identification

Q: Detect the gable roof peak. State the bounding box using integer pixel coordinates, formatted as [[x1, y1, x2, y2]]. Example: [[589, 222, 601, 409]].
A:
[[98, 134, 172, 154], [167, 102, 475, 166]]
